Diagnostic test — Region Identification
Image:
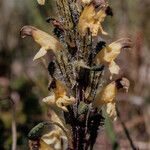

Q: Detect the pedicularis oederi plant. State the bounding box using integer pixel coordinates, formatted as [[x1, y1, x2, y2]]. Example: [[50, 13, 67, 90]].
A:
[[20, 0, 132, 149]]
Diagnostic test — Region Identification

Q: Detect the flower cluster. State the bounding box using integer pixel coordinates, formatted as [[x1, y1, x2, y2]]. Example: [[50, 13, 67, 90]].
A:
[[20, 0, 132, 149]]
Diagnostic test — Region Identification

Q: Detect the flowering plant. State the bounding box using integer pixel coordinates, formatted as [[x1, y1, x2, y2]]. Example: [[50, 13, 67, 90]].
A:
[[20, 0, 132, 149]]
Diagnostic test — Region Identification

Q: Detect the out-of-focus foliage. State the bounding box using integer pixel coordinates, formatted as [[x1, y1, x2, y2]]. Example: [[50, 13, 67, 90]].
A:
[[0, 0, 150, 149]]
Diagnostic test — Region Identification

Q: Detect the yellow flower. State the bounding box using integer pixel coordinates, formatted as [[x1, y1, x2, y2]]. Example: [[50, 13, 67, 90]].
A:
[[43, 80, 75, 112], [20, 26, 63, 60], [95, 38, 132, 75], [93, 78, 130, 120], [78, 3, 109, 36], [93, 78, 130, 106], [93, 81, 117, 106], [37, 0, 45, 5], [41, 129, 67, 150]]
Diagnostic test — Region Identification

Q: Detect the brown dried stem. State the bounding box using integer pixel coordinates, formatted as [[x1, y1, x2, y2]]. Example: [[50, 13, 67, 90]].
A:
[[116, 107, 137, 150]]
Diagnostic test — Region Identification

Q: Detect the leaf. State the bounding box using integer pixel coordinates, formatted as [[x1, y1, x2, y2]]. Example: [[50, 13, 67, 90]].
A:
[[28, 122, 50, 140]]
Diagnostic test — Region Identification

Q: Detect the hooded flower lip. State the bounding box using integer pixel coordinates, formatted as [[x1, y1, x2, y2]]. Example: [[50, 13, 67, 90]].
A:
[[95, 38, 132, 75], [20, 25, 63, 60], [37, 0, 45, 5], [43, 80, 76, 112], [78, 2, 110, 36], [20, 25, 36, 38]]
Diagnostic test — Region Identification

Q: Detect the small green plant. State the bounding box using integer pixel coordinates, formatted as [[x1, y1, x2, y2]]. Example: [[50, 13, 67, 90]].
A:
[[20, 0, 132, 149]]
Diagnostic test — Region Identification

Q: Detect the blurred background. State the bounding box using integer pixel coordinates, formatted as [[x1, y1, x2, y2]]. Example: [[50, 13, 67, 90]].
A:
[[0, 0, 149, 149]]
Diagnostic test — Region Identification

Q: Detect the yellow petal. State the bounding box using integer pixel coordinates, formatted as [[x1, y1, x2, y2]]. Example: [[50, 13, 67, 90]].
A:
[[37, 0, 45, 5], [93, 81, 117, 106], [105, 102, 117, 121], [108, 61, 120, 75], [42, 95, 55, 105], [33, 47, 47, 60], [99, 24, 108, 35]]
